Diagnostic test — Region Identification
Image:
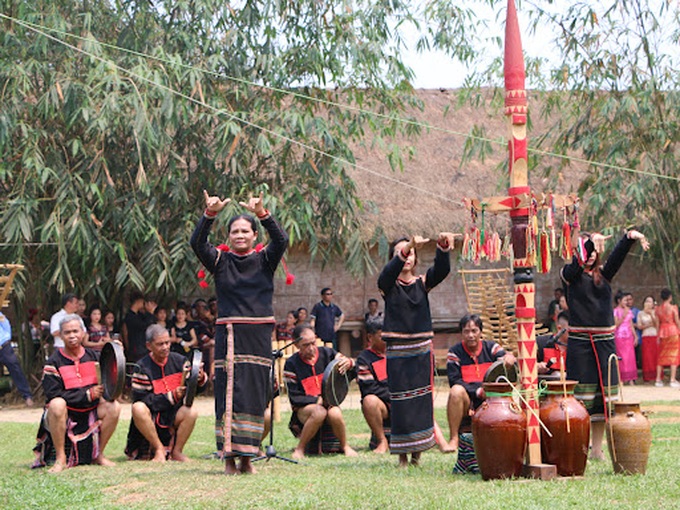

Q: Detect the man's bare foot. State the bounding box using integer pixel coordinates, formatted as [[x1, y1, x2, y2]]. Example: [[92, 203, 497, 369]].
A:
[[48, 459, 67, 474], [343, 446, 358, 457], [398, 454, 408, 468], [170, 451, 191, 462], [239, 460, 257, 474], [224, 458, 239, 475], [25, 397, 34, 407], [151, 449, 167, 463], [373, 440, 389, 454], [291, 448, 305, 460], [93, 455, 116, 467]]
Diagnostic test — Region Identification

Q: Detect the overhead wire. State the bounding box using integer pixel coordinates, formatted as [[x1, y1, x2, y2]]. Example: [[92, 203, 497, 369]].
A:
[[0, 13, 459, 206], [1, 12, 679, 186]]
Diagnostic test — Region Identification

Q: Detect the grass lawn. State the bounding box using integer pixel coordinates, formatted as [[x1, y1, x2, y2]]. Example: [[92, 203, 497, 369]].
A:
[[1, 403, 679, 509]]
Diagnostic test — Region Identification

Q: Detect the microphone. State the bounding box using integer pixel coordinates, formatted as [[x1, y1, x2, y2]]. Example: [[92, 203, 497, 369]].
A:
[[545, 328, 567, 348]]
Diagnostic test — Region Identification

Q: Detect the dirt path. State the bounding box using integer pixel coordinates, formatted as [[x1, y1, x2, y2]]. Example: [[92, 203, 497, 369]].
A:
[[1, 383, 678, 424]]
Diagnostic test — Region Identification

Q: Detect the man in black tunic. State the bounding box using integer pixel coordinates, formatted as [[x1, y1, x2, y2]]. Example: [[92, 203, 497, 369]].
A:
[[125, 324, 206, 462], [356, 318, 390, 453], [283, 324, 357, 459], [446, 314, 515, 450], [32, 315, 120, 473]]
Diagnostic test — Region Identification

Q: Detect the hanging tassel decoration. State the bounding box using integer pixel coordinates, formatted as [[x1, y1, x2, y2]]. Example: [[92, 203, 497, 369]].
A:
[[480, 205, 486, 247], [489, 231, 502, 262], [501, 229, 511, 259], [462, 229, 471, 261], [560, 207, 572, 260], [281, 258, 295, 285], [539, 230, 551, 274]]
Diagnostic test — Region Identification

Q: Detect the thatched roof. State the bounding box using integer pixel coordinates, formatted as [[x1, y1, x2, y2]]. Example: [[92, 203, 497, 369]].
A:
[[348, 88, 586, 238]]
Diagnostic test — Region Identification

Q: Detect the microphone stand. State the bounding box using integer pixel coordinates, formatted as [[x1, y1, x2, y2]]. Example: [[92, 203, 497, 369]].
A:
[[253, 339, 298, 464]]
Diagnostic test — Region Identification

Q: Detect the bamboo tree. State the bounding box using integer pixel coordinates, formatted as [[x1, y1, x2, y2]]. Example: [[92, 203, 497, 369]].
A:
[[0, 0, 488, 316]]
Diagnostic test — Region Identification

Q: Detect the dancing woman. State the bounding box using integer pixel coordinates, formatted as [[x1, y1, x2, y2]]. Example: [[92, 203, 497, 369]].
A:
[[561, 228, 648, 460], [191, 190, 288, 475], [378, 233, 454, 467]]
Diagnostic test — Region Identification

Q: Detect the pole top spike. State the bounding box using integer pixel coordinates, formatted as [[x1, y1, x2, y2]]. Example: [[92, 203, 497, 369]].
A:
[[504, 0, 526, 94]]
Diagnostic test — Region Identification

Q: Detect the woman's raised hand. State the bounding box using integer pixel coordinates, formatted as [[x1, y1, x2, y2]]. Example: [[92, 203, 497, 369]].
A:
[[591, 233, 612, 254], [437, 232, 459, 249], [410, 235, 430, 251], [203, 190, 231, 213], [628, 230, 650, 251], [239, 191, 266, 216]]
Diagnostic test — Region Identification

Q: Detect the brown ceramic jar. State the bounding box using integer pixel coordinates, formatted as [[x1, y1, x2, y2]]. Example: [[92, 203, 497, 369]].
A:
[[539, 380, 590, 476], [607, 401, 652, 475], [472, 381, 527, 480]]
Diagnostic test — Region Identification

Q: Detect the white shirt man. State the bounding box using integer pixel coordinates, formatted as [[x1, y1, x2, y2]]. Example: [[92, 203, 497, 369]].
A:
[[50, 293, 86, 348]]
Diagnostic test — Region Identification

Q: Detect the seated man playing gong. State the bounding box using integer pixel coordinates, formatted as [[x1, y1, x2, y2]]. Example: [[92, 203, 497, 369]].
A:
[[356, 318, 390, 453], [283, 324, 357, 460], [446, 314, 516, 450], [125, 324, 207, 462], [32, 315, 121, 473]]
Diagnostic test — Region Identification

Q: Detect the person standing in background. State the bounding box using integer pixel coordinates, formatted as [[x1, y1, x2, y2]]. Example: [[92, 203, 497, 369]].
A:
[[655, 288, 680, 387], [50, 293, 87, 350], [635, 296, 658, 383], [0, 311, 34, 406], [614, 290, 637, 385], [310, 288, 344, 350]]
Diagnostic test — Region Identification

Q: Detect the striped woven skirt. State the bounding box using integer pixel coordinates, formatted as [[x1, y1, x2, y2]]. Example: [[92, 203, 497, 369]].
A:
[[385, 335, 436, 454], [566, 327, 619, 416], [214, 319, 274, 457]]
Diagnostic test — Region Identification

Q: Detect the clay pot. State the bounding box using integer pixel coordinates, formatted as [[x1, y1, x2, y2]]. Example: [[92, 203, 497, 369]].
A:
[[607, 402, 652, 475], [472, 382, 527, 480], [539, 380, 590, 476]]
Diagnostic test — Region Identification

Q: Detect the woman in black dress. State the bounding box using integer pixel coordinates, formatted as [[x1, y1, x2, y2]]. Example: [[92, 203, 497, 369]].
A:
[[191, 190, 288, 475], [378, 232, 454, 467], [562, 228, 648, 459]]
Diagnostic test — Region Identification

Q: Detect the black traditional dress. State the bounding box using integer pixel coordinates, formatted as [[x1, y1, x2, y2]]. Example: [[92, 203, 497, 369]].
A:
[[447, 340, 506, 410], [125, 352, 205, 459], [378, 245, 450, 455], [283, 346, 342, 454], [191, 209, 288, 457], [561, 234, 636, 415], [32, 347, 101, 468]]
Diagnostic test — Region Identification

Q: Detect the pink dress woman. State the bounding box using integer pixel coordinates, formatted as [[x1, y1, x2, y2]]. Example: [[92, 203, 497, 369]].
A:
[[614, 306, 637, 383]]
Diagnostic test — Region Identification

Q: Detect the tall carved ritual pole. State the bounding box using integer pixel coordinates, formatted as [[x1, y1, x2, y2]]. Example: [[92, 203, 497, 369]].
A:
[[504, 0, 541, 464]]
